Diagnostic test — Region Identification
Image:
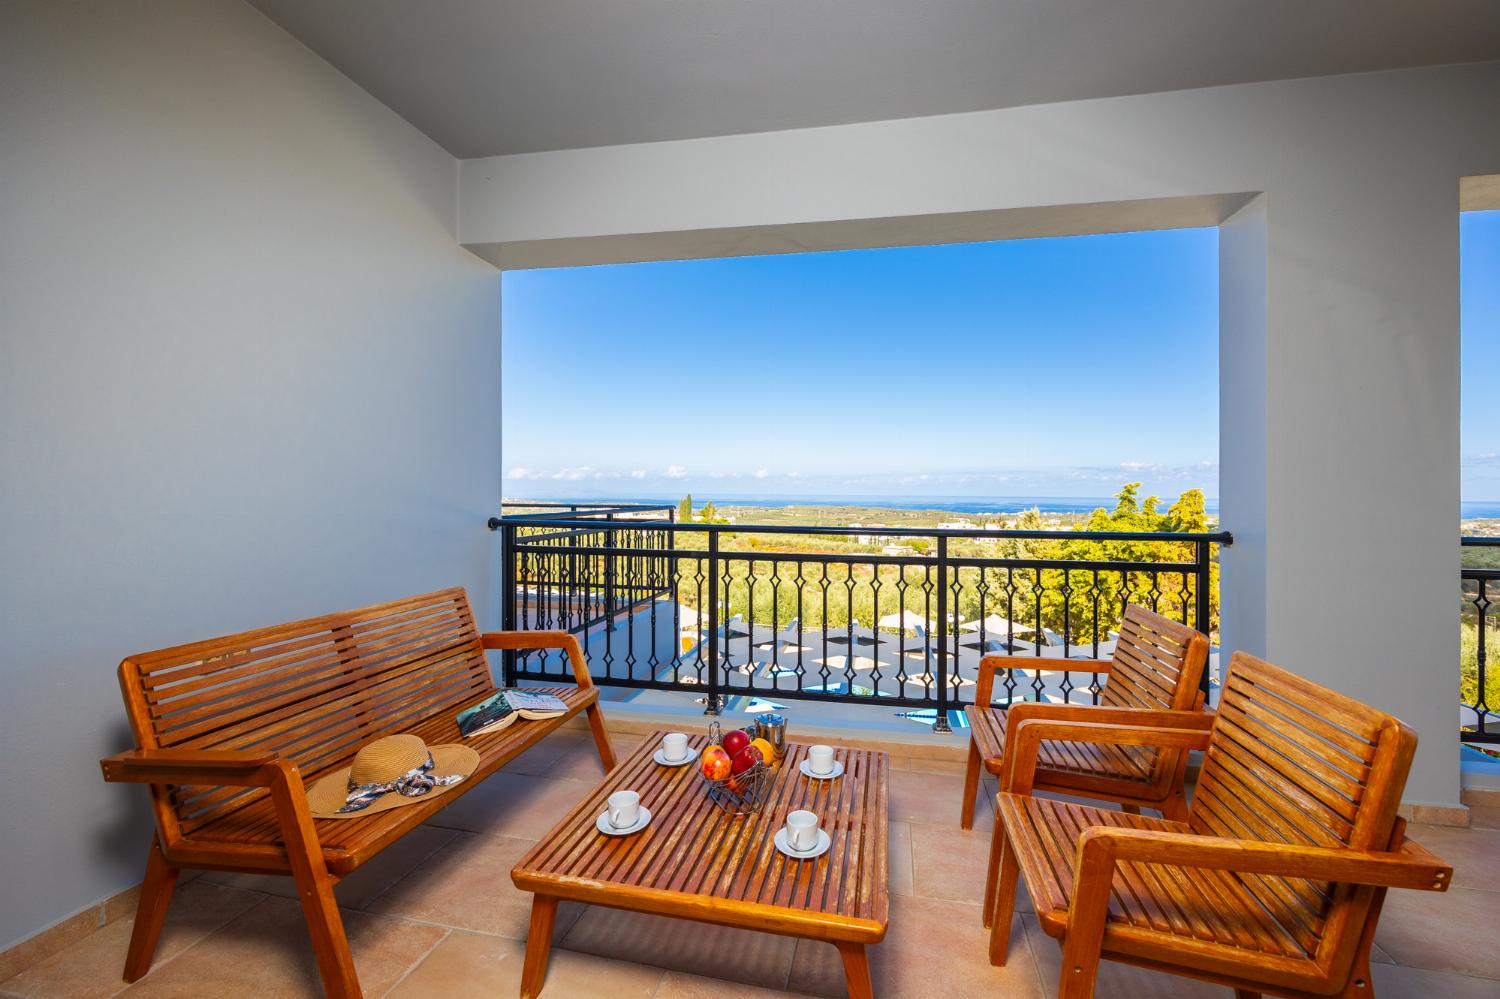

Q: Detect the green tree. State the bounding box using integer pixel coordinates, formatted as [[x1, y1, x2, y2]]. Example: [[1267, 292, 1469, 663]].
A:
[[678, 494, 693, 523]]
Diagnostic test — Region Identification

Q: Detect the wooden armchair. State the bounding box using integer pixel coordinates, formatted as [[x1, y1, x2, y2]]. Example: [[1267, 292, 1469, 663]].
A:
[[961, 604, 1210, 827], [985, 651, 1452, 999]]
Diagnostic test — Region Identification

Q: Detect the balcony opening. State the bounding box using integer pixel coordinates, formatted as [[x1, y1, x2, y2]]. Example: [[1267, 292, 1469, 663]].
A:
[[500, 227, 1223, 733], [1461, 175, 1500, 762]]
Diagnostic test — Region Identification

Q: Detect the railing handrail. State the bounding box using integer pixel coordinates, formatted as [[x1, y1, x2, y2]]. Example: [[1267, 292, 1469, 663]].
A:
[[495, 504, 674, 524], [1462, 536, 1500, 547], [490, 512, 1232, 545]]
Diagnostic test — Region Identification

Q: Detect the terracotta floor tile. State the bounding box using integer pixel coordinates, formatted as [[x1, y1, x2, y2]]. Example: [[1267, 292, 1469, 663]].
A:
[[423, 770, 594, 838], [202, 824, 459, 909], [888, 770, 990, 830], [364, 832, 582, 941], [1368, 961, 1500, 998], [908, 821, 1033, 911], [545, 734, 642, 781], [561, 906, 798, 991], [386, 930, 660, 998], [898, 753, 971, 777], [788, 895, 1043, 999], [888, 821, 914, 897], [119, 897, 444, 999], [656, 970, 820, 998], [0, 881, 260, 999], [1404, 823, 1500, 891], [498, 731, 594, 777], [1376, 886, 1500, 979], [1022, 913, 1222, 999]]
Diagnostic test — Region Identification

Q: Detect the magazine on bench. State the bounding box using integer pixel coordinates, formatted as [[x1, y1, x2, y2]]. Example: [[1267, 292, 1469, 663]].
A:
[[456, 689, 569, 738]]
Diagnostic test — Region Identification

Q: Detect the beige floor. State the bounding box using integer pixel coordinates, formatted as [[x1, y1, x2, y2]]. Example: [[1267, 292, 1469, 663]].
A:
[[4, 731, 1498, 999]]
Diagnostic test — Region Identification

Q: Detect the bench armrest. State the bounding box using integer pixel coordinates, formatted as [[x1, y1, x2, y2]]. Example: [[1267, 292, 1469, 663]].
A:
[[101, 748, 289, 786], [1076, 826, 1453, 892], [1001, 718, 1213, 793], [481, 630, 593, 688], [977, 653, 1111, 704]]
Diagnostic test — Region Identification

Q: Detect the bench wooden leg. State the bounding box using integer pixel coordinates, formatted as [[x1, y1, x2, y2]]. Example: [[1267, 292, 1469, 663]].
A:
[[1120, 804, 1141, 815], [123, 835, 179, 982], [269, 768, 362, 999], [584, 702, 617, 772], [1233, 991, 1263, 999], [520, 894, 560, 999], [987, 831, 1021, 962], [960, 739, 983, 830], [836, 942, 874, 999], [982, 799, 1004, 930]]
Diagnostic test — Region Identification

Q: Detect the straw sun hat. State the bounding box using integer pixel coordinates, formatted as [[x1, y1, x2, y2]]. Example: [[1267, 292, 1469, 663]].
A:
[[307, 734, 479, 819]]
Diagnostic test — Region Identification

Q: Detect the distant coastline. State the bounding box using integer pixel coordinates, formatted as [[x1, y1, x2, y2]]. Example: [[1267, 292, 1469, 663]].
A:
[[506, 494, 1500, 520], [509, 494, 1197, 515]]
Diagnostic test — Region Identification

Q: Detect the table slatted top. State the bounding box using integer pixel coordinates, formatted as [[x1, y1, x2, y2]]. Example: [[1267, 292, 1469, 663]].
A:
[[512, 732, 889, 943]]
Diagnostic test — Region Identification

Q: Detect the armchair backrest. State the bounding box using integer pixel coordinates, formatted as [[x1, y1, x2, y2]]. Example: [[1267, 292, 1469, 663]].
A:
[[116, 588, 492, 837], [1098, 604, 1209, 712], [1191, 652, 1416, 963]]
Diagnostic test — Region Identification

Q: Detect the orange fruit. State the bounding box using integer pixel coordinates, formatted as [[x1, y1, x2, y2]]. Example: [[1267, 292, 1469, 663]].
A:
[[749, 737, 777, 764]]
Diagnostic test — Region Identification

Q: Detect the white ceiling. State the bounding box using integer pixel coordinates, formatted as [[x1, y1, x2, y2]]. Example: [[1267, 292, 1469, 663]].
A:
[[249, 0, 1500, 158]]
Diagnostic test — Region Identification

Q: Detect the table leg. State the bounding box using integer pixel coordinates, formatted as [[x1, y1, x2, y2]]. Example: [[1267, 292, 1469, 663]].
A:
[[837, 942, 874, 999], [520, 894, 559, 999]]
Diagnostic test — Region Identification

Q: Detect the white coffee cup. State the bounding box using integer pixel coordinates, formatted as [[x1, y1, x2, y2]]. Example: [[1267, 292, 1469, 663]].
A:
[[662, 732, 689, 763], [785, 809, 819, 851], [607, 789, 641, 829], [808, 744, 836, 776]]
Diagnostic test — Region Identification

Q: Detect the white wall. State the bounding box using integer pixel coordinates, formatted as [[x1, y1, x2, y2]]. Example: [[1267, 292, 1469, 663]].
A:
[[0, 1, 500, 951], [461, 62, 1500, 809]]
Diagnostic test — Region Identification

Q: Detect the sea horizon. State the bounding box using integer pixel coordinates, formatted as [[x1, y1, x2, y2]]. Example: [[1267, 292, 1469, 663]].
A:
[[505, 493, 1500, 519]]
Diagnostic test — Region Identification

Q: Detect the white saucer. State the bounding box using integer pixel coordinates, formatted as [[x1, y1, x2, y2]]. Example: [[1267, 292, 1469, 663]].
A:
[[653, 746, 701, 767], [775, 827, 832, 860], [799, 760, 845, 780], [596, 805, 652, 836]]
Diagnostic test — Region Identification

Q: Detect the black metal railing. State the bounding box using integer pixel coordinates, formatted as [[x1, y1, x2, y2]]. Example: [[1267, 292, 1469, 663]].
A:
[[494, 502, 677, 636], [1462, 536, 1500, 744], [491, 508, 1231, 732]]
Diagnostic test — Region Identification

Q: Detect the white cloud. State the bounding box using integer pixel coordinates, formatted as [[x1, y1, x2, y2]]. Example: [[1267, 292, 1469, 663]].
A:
[[664, 464, 688, 479], [506, 467, 531, 480], [629, 469, 648, 479], [754, 468, 769, 479]]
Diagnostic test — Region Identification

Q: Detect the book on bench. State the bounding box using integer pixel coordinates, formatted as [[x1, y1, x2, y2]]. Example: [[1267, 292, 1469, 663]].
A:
[[456, 689, 569, 738]]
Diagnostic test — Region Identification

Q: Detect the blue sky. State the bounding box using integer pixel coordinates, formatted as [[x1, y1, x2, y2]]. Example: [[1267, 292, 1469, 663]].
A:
[[1462, 210, 1500, 502], [503, 214, 1500, 502]]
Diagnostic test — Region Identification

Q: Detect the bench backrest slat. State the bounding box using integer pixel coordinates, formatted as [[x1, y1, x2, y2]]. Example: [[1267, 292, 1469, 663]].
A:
[[1099, 604, 1207, 712], [119, 588, 492, 834], [1191, 652, 1415, 964]]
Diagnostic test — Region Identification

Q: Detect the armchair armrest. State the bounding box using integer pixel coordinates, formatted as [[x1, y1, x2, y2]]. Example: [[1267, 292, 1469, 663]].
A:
[[100, 748, 289, 787], [1004, 702, 1215, 730], [1002, 718, 1213, 793], [1075, 827, 1453, 892], [481, 630, 593, 688], [976, 653, 1111, 704]]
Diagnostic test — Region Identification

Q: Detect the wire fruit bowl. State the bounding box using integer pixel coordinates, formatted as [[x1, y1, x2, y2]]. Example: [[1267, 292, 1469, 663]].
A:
[[701, 720, 776, 815]]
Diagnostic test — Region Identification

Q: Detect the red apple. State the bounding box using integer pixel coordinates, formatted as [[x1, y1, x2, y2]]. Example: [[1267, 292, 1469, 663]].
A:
[[722, 728, 751, 757], [730, 744, 763, 774], [700, 746, 731, 781], [727, 745, 763, 793]]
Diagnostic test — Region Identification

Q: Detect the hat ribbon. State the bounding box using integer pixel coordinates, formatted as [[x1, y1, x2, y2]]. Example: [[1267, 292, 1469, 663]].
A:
[[336, 752, 466, 814]]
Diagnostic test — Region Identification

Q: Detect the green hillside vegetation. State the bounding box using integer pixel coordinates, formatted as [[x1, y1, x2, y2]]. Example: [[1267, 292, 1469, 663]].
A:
[[671, 483, 1219, 643]]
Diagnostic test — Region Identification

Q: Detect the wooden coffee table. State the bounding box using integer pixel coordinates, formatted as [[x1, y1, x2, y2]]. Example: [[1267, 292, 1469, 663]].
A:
[[511, 731, 889, 998]]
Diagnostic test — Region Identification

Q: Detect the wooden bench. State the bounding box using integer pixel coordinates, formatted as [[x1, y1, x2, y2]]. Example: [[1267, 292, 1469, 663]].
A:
[[99, 587, 615, 999], [985, 651, 1452, 999], [961, 604, 1210, 827]]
